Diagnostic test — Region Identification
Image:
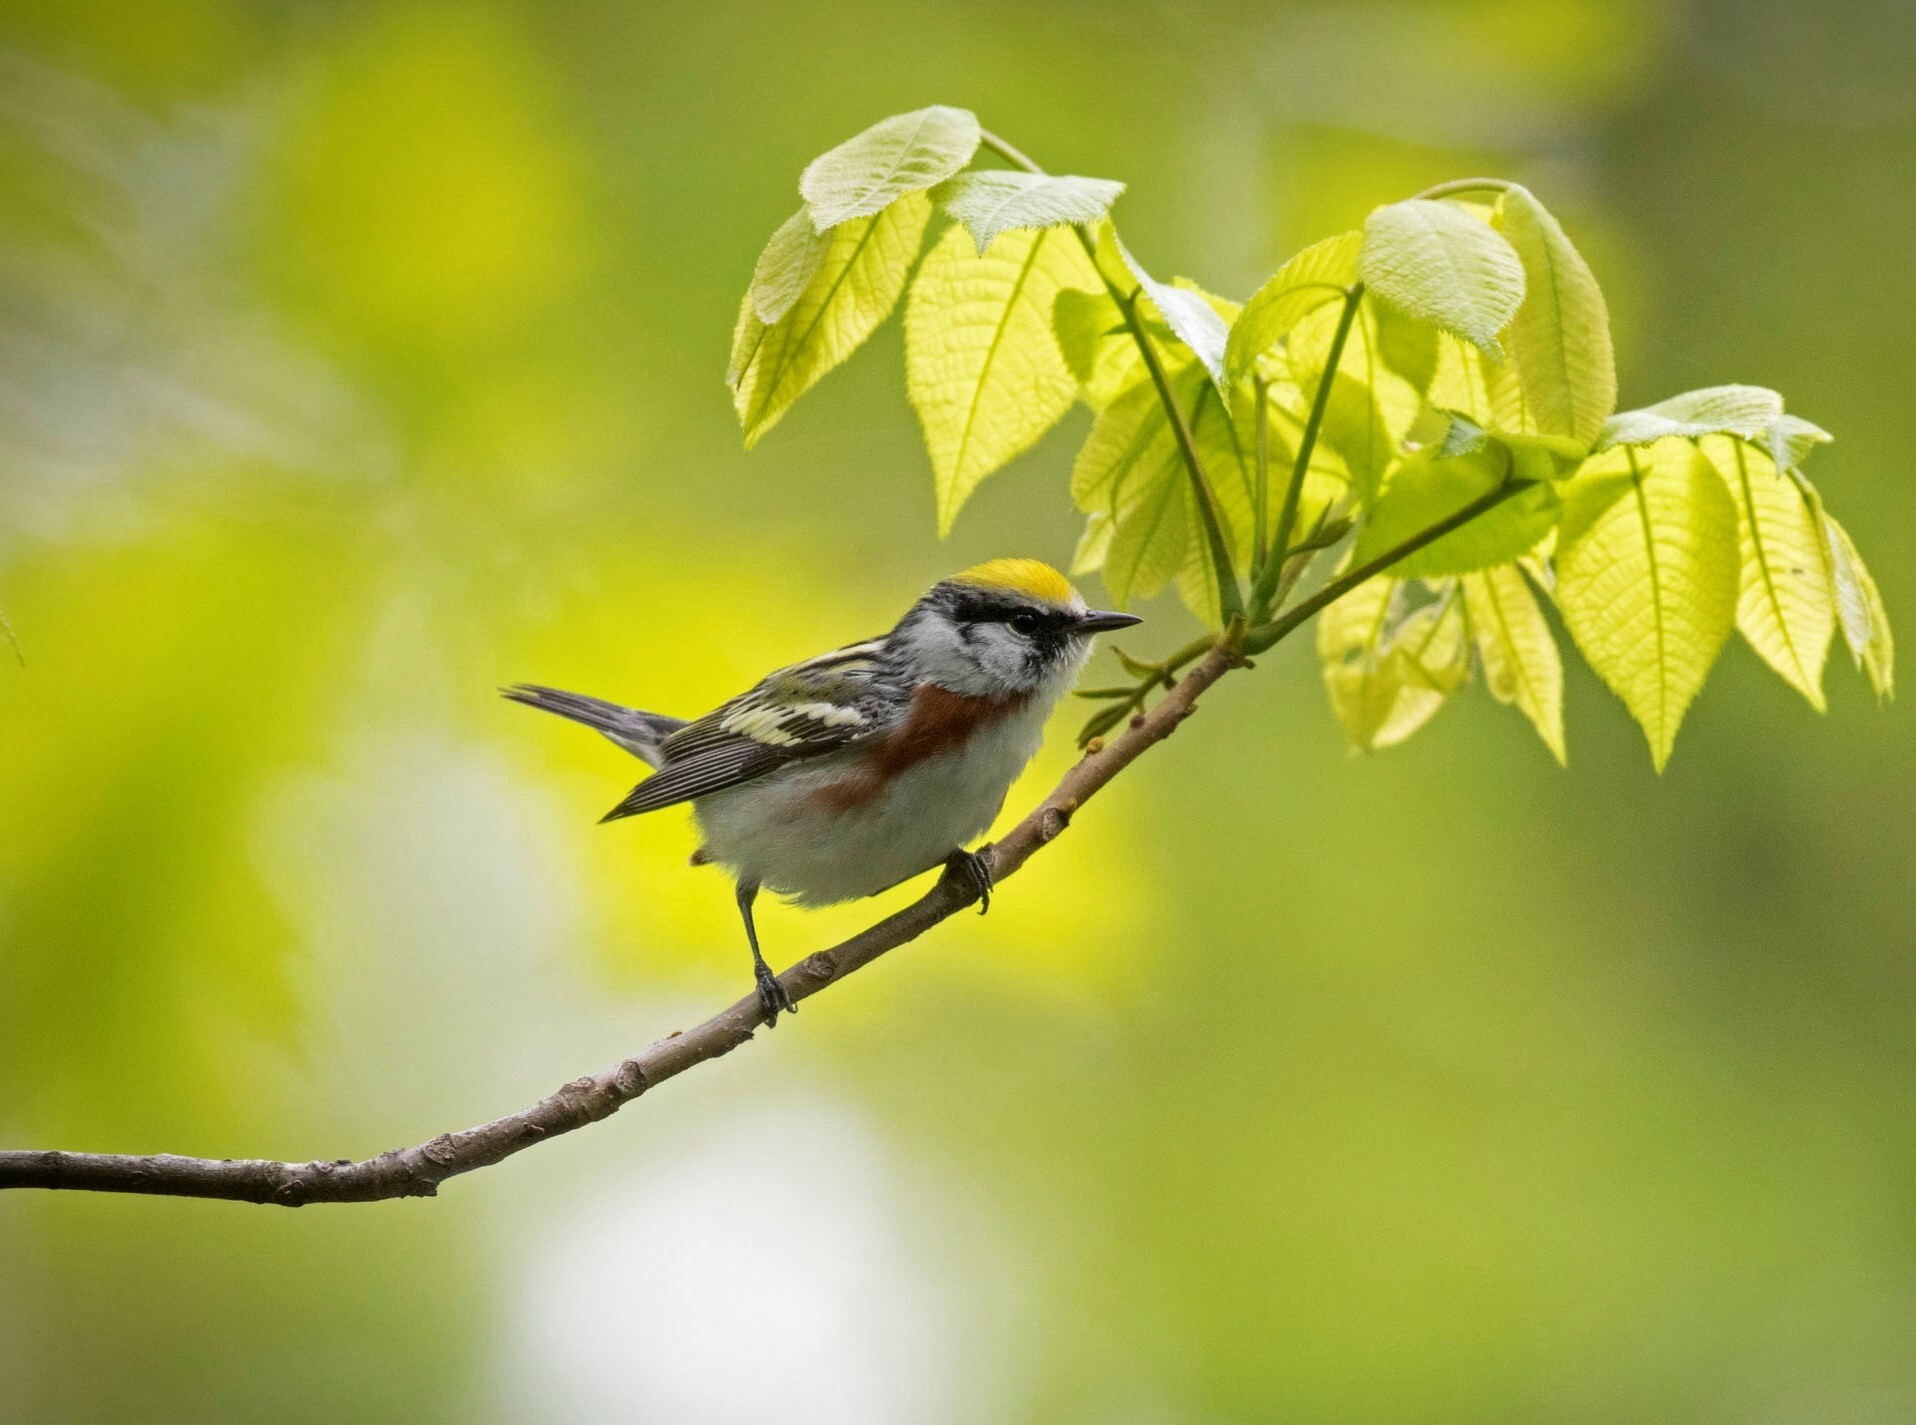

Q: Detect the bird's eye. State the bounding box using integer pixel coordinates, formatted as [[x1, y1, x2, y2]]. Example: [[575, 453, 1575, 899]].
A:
[[1007, 610, 1042, 637]]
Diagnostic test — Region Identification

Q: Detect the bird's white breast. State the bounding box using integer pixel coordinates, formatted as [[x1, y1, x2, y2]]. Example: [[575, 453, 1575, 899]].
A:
[[692, 689, 1058, 906]]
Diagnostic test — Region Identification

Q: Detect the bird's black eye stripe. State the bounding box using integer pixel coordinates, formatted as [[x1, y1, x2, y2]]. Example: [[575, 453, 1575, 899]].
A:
[[946, 592, 1073, 635]]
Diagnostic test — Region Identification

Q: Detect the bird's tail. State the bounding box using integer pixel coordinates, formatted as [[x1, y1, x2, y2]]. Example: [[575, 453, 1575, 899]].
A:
[[501, 684, 685, 767]]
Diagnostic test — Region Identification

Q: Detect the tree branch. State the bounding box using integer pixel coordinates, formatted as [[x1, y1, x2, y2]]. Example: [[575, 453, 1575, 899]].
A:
[[0, 645, 1239, 1207]]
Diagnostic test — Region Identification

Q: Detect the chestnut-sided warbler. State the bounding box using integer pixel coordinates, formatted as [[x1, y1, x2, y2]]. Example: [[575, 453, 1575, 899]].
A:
[[506, 558, 1141, 1024]]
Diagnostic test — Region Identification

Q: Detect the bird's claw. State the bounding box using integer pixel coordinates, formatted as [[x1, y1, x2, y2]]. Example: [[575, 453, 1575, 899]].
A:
[[755, 963, 796, 1027], [945, 848, 994, 915]]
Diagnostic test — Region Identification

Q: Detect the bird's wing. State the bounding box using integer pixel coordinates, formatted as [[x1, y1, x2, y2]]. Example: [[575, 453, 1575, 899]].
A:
[[600, 639, 894, 820]]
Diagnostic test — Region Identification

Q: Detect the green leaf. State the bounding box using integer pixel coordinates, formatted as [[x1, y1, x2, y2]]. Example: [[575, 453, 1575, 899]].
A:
[[1428, 332, 1526, 432], [1491, 186, 1616, 447], [1052, 288, 1142, 411], [0, 607, 20, 666], [1284, 297, 1432, 504], [1070, 379, 1186, 605], [1351, 445, 1561, 578], [1706, 435, 1833, 710], [906, 222, 1102, 532], [1823, 511, 1895, 700], [730, 191, 930, 447], [799, 105, 980, 229], [1223, 231, 1361, 388], [1072, 508, 1115, 574], [1359, 198, 1526, 360], [1111, 233, 1231, 390], [749, 205, 831, 323], [1318, 576, 1468, 750], [1597, 385, 1786, 450], [1462, 564, 1566, 763], [933, 171, 1124, 254], [1105, 464, 1192, 608], [1767, 412, 1834, 471], [1554, 439, 1741, 770], [1188, 378, 1258, 576]]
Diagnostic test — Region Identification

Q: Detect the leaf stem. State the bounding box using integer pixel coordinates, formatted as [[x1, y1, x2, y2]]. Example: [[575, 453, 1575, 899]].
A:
[[1250, 282, 1363, 621], [977, 129, 1044, 175], [1413, 177, 1514, 203], [980, 122, 1242, 622], [1076, 631, 1221, 746], [1242, 478, 1539, 655], [1119, 304, 1245, 622], [1252, 374, 1271, 582]]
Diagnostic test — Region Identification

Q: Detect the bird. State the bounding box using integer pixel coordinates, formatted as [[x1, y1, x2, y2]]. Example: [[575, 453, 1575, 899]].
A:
[[504, 558, 1142, 1025]]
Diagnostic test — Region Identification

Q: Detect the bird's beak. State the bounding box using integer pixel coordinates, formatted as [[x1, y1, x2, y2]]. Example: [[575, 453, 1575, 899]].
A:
[[1076, 609, 1145, 633]]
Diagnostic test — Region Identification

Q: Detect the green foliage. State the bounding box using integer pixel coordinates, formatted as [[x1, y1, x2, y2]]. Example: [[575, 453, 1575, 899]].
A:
[[1109, 232, 1232, 390], [1555, 441, 1740, 771], [728, 192, 929, 448], [906, 223, 1100, 531], [1051, 288, 1142, 410], [1463, 564, 1566, 763], [799, 105, 980, 229], [1070, 377, 1192, 609], [1351, 443, 1561, 579], [727, 107, 1893, 768], [1223, 232, 1360, 390], [1360, 199, 1526, 360], [747, 206, 831, 325], [1824, 508, 1896, 699], [1597, 384, 1804, 450], [934, 171, 1124, 255], [1491, 185, 1616, 446], [1714, 436, 1834, 709], [1318, 575, 1470, 751]]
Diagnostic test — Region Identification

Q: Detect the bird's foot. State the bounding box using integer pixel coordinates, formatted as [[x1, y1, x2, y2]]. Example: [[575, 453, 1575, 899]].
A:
[[944, 847, 994, 915], [754, 961, 797, 1027]]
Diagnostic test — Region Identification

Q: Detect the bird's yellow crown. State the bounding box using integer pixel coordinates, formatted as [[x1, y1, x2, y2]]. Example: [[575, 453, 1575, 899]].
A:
[[951, 558, 1075, 604]]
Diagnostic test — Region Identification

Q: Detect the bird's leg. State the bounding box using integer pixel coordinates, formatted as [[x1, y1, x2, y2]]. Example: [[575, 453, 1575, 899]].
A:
[[736, 879, 796, 1026], [943, 847, 994, 915]]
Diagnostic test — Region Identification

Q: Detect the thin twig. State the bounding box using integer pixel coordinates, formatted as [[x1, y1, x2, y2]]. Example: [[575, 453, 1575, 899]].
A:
[[0, 646, 1238, 1206]]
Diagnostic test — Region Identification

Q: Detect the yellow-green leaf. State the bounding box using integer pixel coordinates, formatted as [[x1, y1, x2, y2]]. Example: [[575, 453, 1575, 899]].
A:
[[1492, 186, 1616, 447], [1462, 564, 1566, 763], [1113, 233, 1230, 389], [1707, 435, 1833, 710], [1555, 440, 1740, 770], [1318, 577, 1468, 750], [1823, 511, 1895, 700], [1768, 413, 1834, 471], [1598, 385, 1785, 451], [729, 191, 930, 448], [1351, 445, 1561, 578], [906, 222, 1101, 531], [1188, 379, 1257, 575], [1360, 199, 1526, 360], [1223, 231, 1361, 388], [1104, 463, 1192, 607], [749, 205, 831, 324], [1428, 333, 1526, 433], [1051, 288, 1142, 411], [799, 105, 979, 229], [933, 171, 1124, 254], [1071, 379, 1186, 605], [1285, 298, 1430, 503]]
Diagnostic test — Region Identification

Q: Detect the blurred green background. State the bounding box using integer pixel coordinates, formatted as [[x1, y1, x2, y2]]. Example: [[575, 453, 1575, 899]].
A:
[[1, 2, 1912, 1421]]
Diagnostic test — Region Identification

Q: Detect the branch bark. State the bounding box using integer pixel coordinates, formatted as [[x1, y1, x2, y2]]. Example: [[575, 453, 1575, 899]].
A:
[[0, 645, 1238, 1206]]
